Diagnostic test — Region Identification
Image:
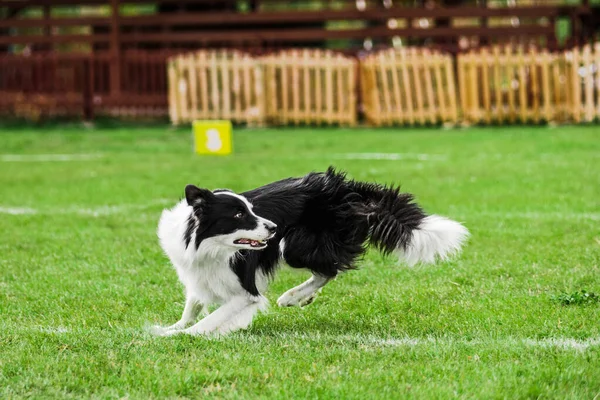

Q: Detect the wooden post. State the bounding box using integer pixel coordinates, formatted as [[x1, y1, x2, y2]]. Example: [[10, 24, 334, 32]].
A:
[[493, 45, 503, 122], [445, 54, 458, 124], [595, 43, 600, 121], [468, 51, 479, 123], [506, 45, 516, 123], [530, 47, 540, 123], [517, 45, 527, 122], [412, 49, 425, 124], [82, 59, 94, 121], [401, 50, 414, 125], [42, 5, 51, 52], [199, 51, 208, 119], [167, 58, 179, 125], [481, 48, 491, 124], [325, 51, 333, 125], [422, 50, 435, 124], [571, 48, 581, 123], [303, 50, 310, 123], [541, 49, 551, 122], [389, 51, 403, 124], [433, 53, 446, 122], [458, 51, 473, 124], [315, 51, 322, 124], [187, 53, 198, 121], [292, 50, 299, 124], [348, 59, 357, 126], [109, 0, 121, 98], [378, 51, 391, 125], [583, 45, 594, 122]]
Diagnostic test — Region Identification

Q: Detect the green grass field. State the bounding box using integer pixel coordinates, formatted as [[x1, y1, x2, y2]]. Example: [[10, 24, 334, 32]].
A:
[[1, 125, 599, 399]]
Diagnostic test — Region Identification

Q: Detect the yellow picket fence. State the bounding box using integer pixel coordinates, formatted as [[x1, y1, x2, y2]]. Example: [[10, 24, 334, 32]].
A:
[[168, 50, 264, 125], [261, 49, 357, 126], [566, 44, 600, 123], [457, 45, 572, 124], [360, 48, 458, 126]]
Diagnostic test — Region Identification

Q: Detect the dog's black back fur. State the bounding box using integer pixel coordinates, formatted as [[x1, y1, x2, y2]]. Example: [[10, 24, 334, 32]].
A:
[[227, 167, 426, 296]]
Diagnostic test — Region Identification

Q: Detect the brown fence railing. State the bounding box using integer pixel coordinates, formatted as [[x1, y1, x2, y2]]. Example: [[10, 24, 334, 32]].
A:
[[1, 3, 584, 53], [0, 54, 89, 119], [361, 48, 458, 126], [0, 51, 171, 119]]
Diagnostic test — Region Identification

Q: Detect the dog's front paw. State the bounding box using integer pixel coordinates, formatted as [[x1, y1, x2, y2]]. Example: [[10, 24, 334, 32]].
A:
[[277, 290, 318, 307], [148, 324, 181, 337]]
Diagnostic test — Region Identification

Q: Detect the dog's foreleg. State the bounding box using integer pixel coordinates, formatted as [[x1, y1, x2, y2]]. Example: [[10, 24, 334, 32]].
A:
[[161, 295, 267, 336], [151, 295, 206, 335], [277, 273, 334, 307]]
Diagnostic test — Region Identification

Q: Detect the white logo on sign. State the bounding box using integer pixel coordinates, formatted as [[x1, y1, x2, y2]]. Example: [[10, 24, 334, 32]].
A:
[[206, 129, 223, 152]]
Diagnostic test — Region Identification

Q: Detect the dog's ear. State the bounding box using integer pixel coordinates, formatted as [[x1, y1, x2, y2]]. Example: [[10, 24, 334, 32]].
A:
[[185, 184, 214, 206]]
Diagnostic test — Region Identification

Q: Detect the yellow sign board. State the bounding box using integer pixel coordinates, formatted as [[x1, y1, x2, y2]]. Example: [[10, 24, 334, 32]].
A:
[[192, 120, 232, 155]]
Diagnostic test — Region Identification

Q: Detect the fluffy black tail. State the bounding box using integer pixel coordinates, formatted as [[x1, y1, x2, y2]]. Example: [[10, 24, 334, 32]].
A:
[[348, 178, 469, 266]]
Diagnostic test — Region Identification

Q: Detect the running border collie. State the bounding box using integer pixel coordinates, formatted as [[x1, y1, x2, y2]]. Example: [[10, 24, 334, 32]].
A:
[[152, 167, 469, 336]]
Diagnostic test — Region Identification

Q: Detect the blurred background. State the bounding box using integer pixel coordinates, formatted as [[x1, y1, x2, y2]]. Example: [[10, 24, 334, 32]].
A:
[[0, 0, 599, 125]]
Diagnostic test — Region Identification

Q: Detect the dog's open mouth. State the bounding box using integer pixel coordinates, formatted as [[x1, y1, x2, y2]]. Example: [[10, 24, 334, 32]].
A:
[[234, 238, 268, 248]]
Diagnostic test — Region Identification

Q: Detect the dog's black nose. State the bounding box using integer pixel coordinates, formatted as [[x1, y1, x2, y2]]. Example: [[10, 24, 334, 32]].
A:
[[264, 222, 277, 234]]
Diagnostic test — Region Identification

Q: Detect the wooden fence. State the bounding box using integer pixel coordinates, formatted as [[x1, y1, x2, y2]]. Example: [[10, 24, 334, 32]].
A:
[[2, 2, 584, 54], [457, 45, 573, 124], [566, 44, 600, 123], [262, 50, 356, 126], [169, 49, 356, 126], [0, 51, 170, 119], [361, 48, 458, 126], [168, 50, 264, 125], [4, 45, 600, 125], [0, 54, 89, 119]]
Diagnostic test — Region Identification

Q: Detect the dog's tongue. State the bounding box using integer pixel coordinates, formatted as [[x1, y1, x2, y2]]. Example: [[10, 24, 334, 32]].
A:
[[236, 238, 263, 247]]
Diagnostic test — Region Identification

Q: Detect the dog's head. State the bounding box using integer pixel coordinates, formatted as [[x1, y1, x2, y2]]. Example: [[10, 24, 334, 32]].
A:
[[185, 184, 277, 251]]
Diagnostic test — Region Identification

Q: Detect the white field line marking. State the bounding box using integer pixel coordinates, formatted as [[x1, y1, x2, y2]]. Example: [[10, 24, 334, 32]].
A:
[[334, 153, 448, 161], [0, 206, 38, 215], [0, 199, 173, 217], [256, 333, 600, 351], [0, 154, 103, 162], [24, 327, 600, 351], [455, 211, 600, 221]]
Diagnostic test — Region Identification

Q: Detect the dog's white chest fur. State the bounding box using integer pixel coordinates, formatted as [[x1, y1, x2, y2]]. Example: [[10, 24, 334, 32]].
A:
[[176, 257, 243, 304], [157, 200, 265, 305]]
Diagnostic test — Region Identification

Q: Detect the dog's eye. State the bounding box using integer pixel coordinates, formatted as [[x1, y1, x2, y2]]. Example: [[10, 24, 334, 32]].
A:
[[234, 211, 244, 219]]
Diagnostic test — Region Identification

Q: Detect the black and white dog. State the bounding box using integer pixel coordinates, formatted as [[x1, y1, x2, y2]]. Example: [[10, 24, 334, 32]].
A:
[[152, 167, 468, 336]]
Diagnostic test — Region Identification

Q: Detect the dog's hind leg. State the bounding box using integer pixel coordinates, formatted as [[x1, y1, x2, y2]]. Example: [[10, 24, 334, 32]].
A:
[[150, 294, 206, 335], [277, 273, 334, 307]]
